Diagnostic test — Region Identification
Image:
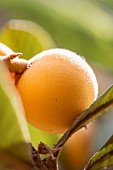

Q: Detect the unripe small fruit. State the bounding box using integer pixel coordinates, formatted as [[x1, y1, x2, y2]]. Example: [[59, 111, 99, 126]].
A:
[[17, 48, 98, 134]]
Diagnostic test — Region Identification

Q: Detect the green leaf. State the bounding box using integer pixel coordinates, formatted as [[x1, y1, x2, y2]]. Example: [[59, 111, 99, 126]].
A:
[[0, 19, 55, 60], [28, 123, 60, 149], [0, 61, 32, 167], [85, 135, 113, 170], [56, 85, 113, 148]]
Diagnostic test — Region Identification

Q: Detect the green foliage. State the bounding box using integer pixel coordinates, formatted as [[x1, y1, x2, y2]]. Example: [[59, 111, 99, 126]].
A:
[[0, 0, 113, 71], [0, 62, 32, 166], [0, 19, 55, 59], [85, 135, 113, 170]]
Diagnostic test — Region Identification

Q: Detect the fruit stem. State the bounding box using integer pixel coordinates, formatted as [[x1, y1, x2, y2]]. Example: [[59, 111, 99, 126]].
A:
[[0, 52, 29, 74]]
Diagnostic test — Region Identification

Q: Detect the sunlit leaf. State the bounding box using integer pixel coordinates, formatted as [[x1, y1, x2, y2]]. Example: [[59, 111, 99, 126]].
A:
[[85, 135, 113, 170], [0, 61, 32, 166], [0, 19, 55, 59]]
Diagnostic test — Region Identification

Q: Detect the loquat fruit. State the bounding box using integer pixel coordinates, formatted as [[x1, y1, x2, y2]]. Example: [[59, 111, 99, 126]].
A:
[[63, 123, 96, 169], [17, 48, 98, 134]]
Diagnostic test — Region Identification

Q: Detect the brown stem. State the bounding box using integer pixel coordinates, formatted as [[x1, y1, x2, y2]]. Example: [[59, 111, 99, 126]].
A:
[[32, 143, 60, 170], [0, 52, 29, 74]]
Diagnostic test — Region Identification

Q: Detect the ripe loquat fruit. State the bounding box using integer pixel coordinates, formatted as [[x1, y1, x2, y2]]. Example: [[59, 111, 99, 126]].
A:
[[17, 49, 98, 134]]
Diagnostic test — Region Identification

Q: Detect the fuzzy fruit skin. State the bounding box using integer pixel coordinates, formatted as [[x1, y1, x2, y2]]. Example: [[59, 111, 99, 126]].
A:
[[17, 48, 98, 134], [63, 123, 95, 169]]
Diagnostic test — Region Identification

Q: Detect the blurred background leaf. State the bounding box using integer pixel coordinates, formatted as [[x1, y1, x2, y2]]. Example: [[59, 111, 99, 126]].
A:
[[0, 62, 32, 167], [0, 19, 55, 59], [0, 0, 113, 71]]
